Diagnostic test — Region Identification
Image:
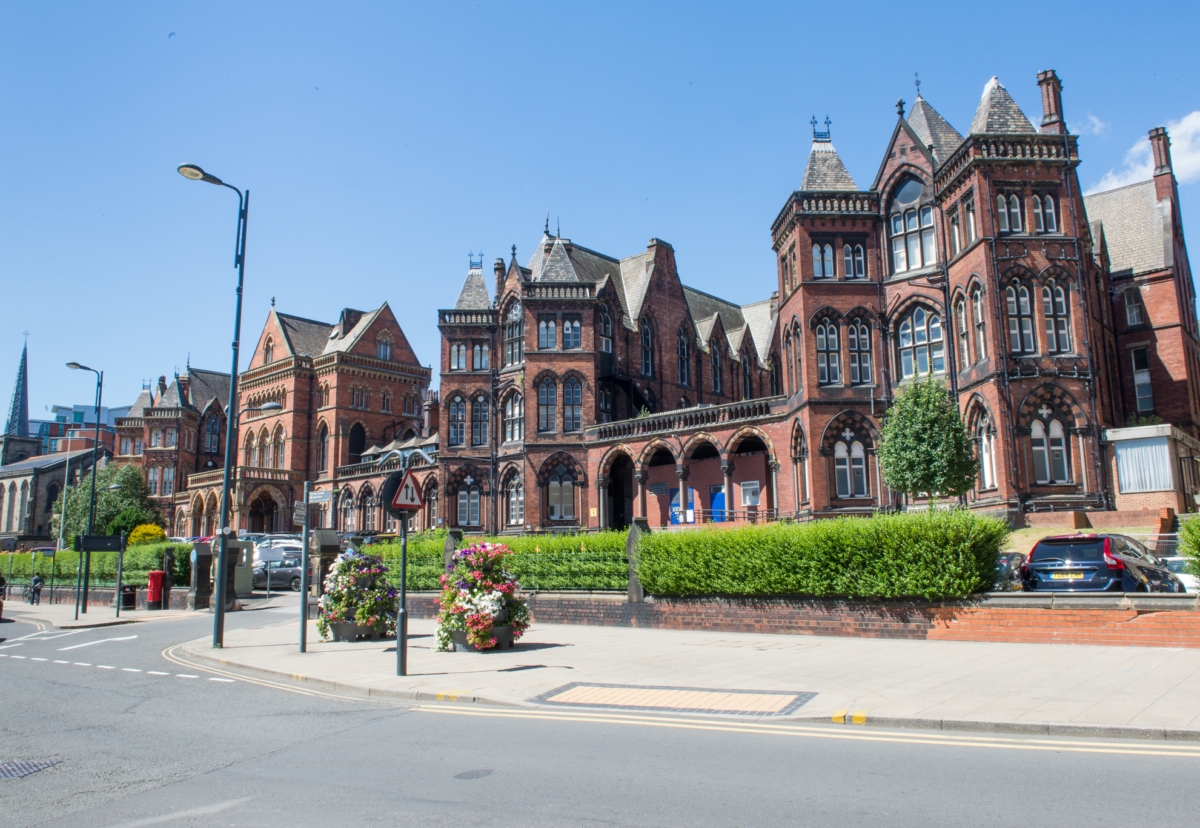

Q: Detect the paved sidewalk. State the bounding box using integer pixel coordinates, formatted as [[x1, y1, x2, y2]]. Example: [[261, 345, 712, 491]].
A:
[[177, 606, 1200, 738]]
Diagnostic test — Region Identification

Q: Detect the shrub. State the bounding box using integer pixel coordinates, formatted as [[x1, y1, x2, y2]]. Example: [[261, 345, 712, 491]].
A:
[[1179, 519, 1200, 580], [1, 542, 190, 587], [128, 524, 167, 546], [637, 510, 1009, 600]]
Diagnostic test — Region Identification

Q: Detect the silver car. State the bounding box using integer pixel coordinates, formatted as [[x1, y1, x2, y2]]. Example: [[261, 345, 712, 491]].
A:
[[253, 558, 306, 591]]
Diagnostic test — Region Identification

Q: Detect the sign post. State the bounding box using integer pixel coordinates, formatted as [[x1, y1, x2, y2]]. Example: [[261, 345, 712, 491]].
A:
[[381, 469, 423, 677], [299, 482, 312, 653]]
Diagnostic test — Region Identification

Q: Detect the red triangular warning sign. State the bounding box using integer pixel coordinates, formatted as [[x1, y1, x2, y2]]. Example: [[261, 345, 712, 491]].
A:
[[390, 469, 424, 510]]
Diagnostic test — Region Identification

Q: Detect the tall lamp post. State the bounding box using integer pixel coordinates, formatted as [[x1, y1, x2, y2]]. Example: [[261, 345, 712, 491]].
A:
[[66, 362, 103, 617], [177, 163, 251, 648]]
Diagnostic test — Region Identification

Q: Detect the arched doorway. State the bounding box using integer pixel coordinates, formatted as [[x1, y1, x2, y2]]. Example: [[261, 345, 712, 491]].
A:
[[606, 453, 634, 530], [249, 491, 278, 533]]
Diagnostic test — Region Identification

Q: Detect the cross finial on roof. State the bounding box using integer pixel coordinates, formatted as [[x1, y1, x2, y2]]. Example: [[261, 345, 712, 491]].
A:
[[511, 244, 517, 261], [914, 71, 921, 98], [896, 97, 906, 118], [22, 331, 29, 342], [271, 296, 275, 307], [812, 115, 831, 142]]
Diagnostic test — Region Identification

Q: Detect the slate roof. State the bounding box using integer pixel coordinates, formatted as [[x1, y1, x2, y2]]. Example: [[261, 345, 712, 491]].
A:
[[323, 306, 384, 355], [800, 142, 858, 191], [740, 299, 777, 362], [0, 448, 94, 475], [907, 96, 963, 160], [157, 380, 184, 409], [188, 368, 231, 413], [454, 266, 492, 309], [969, 77, 1036, 135], [1084, 180, 1168, 277], [276, 312, 335, 358], [127, 388, 154, 417], [682, 286, 746, 348]]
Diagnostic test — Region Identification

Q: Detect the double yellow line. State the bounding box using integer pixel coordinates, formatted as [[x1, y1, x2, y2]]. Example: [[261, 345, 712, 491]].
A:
[[412, 704, 1200, 758]]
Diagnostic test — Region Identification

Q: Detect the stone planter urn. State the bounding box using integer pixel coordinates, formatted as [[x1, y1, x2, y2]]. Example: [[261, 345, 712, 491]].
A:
[[328, 621, 380, 643], [449, 626, 515, 652]]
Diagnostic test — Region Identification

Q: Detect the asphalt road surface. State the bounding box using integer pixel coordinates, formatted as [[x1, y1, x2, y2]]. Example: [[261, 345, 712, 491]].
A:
[[2, 605, 1199, 827]]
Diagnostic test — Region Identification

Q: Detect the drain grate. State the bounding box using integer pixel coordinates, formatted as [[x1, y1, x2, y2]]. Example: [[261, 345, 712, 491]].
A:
[[0, 760, 62, 779]]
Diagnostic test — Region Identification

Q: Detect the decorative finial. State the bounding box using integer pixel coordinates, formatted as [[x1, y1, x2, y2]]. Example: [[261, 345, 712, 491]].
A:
[[511, 244, 517, 260], [545, 210, 550, 236], [22, 330, 29, 342], [271, 296, 275, 307], [811, 115, 831, 142], [914, 72, 921, 97], [896, 97, 906, 118], [557, 216, 560, 238]]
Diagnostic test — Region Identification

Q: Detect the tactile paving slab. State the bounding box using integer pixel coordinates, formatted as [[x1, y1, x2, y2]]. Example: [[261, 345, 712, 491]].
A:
[[0, 760, 62, 779], [529, 683, 815, 717]]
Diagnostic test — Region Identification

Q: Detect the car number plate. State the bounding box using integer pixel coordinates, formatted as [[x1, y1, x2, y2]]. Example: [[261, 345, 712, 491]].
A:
[[1051, 572, 1085, 580]]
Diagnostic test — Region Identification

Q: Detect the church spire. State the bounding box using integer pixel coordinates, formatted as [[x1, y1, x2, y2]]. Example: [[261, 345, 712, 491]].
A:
[[5, 340, 30, 438]]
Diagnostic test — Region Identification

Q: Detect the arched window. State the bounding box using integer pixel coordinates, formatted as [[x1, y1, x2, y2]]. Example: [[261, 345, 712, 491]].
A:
[[816, 321, 839, 385], [564, 378, 582, 432], [538, 318, 557, 349], [813, 244, 834, 279], [890, 206, 936, 274], [563, 319, 581, 349], [677, 330, 690, 386], [148, 467, 160, 496], [360, 488, 376, 533], [448, 397, 465, 446], [997, 194, 1023, 234], [547, 465, 574, 520], [456, 485, 480, 526], [507, 479, 524, 525], [471, 397, 489, 446], [264, 337, 274, 364], [1032, 193, 1058, 234], [538, 380, 557, 433], [472, 343, 489, 370], [244, 432, 255, 465], [1006, 285, 1036, 353], [833, 441, 868, 498], [1043, 285, 1071, 353], [741, 351, 752, 399], [256, 429, 268, 467], [449, 343, 466, 371], [975, 413, 996, 490], [711, 345, 722, 394], [956, 299, 970, 370], [165, 427, 177, 448], [770, 356, 780, 395], [504, 394, 524, 442], [598, 305, 613, 353], [339, 489, 355, 532], [640, 322, 654, 376], [848, 322, 871, 385], [348, 423, 366, 464], [315, 422, 329, 472], [504, 302, 524, 365], [381, 393, 391, 413], [897, 307, 944, 378], [377, 337, 392, 361], [204, 416, 219, 452], [273, 429, 285, 469], [972, 289, 987, 360], [1031, 419, 1070, 484], [784, 333, 794, 394], [843, 244, 866, 278]]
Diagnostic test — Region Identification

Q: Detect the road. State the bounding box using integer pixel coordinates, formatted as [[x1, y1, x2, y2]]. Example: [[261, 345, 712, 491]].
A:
[[2, 600, 1199, 827]]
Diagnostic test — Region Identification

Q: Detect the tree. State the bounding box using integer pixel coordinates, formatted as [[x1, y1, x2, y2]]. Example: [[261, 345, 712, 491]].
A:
[[51, 462, 163, 545], [878, 375, 977, 501]]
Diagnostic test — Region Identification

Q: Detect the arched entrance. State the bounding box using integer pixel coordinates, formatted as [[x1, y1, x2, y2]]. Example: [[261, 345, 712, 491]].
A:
[[249, 491, 278, 533], [606, 453, 634, 530]]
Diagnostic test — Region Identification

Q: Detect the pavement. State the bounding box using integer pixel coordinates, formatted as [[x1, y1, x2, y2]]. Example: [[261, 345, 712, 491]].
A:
[[158, 594, 1200, 740]]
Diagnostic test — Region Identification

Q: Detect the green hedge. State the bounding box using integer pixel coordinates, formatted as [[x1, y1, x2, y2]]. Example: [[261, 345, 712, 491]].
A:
[[2, 543, 191, 588], [1179, 518, 1200, 580], [637, 511, 1009, 600]]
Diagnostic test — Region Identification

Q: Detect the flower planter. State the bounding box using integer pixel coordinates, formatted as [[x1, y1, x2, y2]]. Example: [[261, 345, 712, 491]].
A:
[[448, 626, 515, 652], [327, 621, 381, 643]]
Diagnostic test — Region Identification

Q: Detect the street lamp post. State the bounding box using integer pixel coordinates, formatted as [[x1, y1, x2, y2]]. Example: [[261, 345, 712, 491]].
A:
[[178, 163, 251, 648], [66, 362, 103, 617]]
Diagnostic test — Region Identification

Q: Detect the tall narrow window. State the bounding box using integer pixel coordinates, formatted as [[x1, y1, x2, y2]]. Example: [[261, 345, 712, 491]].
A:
[[316, 423, 328, 472], [972, 289, 987, 360], [711, 346, 722, 394], [1126, 291, 1146, 326], [504, 394, 524, 441], [843, 245, 854, 278], [538, 380, 557, 432], [816, 321, 840, 385], [1009, 194, 1023, 232], [964, 200, 977, 242], [741, 352, 752, 399], [598, 305, 612, 353], [162, 467, 174, 497], [976, 415, 996, 490], [641, 324, 654, 376], [950, 211, 961, 255], [377, 338, 391, 360], [1049, 420, 1068, 482], [538, 319, 557, 349], [505, 303, 524, 365], [823, 245, 834, 278], [956, 300, 970, 370], [1033, 194, 1058, 233], [1042, 195, 1057, 233], [996, 195, 1009, 233], [1006, 285, 1036, 353], [1031, 420, 1049, 483], [448, 396, 465, 446], [148, 467, 159, 496], [849, 323, 871, 385], [1043, 285, 1071, 353], [565, 319, 581, 349], [264, 337, 274, 364], [507, 480, 524, 525], [457, 486, 481, 526], [471, 397, 489, 446], [897, 308, 944, 378], [472, 343, 489, 370], [812, 244, 824, 278], [891, 206, 936, 273], [677, 330, 690, 386], [564, 378, 582, 432], [599, 387, 612, 422], [547, 467, 574, 520], [1133, 348, 1154, 412], [770, 359, 780, 395]]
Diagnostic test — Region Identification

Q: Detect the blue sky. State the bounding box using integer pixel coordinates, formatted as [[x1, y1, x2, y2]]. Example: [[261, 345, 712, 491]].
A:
[[3, 1, 1198, 420]]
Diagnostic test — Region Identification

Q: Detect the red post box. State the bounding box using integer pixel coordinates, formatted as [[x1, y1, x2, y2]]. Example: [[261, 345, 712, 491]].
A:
[[147, 570, 165, 611]]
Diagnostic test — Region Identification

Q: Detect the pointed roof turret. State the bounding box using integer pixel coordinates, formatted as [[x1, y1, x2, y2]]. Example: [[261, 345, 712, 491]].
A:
[[970, 77, 1036, 135], [907, 94, 963, 159], [800, 143, 858, 191], [5, 342, 29, 438], [454, 255, 492, 309]]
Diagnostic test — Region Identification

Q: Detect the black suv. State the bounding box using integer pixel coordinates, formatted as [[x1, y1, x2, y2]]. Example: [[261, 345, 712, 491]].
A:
[[1021, 534, 1184, 593]]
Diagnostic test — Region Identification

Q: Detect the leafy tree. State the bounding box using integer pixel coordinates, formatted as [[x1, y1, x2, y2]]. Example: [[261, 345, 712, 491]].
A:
[[878, 375, 977, 500], [106, 508, 161, 538], [51, 462, 163, 546]]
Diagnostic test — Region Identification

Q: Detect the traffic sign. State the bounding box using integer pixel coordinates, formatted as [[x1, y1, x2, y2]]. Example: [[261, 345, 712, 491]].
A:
[[382, 469, 424, 517]]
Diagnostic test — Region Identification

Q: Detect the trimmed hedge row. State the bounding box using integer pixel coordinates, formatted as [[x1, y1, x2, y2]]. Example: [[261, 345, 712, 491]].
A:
[[1, 543, 191, 588], [637, 511, 1009, 600]]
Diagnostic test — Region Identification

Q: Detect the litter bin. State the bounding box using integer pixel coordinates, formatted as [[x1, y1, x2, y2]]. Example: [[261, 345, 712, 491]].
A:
[[120, 584, 137, 611], [147, 571, 165, 611]]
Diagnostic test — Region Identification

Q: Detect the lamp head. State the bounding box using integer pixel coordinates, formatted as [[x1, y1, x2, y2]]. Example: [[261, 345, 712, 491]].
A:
[[177, 164, 224, 186], [107, 484, 122, 491], [258, 402, 282, 412], [66, 362, 89, 371]]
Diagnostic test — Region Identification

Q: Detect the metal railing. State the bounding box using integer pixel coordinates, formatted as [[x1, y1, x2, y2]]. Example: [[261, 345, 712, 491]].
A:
[[1129, 534, 1180, 558]]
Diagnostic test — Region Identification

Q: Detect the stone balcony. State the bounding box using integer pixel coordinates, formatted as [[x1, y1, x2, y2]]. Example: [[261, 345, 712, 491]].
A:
[[586, 396, 785, 442], [186, 466, 307, 489]]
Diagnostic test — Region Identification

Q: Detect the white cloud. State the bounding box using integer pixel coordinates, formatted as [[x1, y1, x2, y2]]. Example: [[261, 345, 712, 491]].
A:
[[1087, 110, 1200, 194], [1072, 113, 1109, 136]]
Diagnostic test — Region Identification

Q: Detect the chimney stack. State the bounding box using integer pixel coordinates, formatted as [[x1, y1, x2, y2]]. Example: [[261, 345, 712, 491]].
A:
[[1149, 127, 1172, 176], [423, 394, 439, 439], [1036, 69, 1065, 135], [494, 258, 505, 308], [157, 375, 168, 399]]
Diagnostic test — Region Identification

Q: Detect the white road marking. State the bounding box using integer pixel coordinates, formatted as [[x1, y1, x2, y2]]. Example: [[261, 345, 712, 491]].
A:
[[209, 678, 235, 683], [0, 653, 7, 657], [31, 657, 47, 661], [0, 642, 24, 649], [58, 635, 137, 651], [122, 668, 141, 672], [73, 662, 91, 666], [148, 671, 169, 675], [176, 674, 199, 679], [100, 795, 254, 828], [11, 655, 26, 659], [97, 665, 116, 669], [54, 660, 70, 664]]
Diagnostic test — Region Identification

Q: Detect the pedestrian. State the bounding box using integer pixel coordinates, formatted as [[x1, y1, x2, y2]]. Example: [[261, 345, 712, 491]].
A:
[[31, 571, 44, 606]]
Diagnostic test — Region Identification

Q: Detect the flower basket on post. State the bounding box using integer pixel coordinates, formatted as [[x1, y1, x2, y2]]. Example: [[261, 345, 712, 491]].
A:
[[316, 550, 397, 643], [436, 542, 530, 652]]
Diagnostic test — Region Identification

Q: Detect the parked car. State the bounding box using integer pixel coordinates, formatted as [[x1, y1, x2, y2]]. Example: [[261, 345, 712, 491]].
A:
[[1158, 557, 1199, 593], [253, 543, 304, 565], [994, 552, 1026, 591], [1021, 534, 1185, 593], [252, 557, 308, 591]]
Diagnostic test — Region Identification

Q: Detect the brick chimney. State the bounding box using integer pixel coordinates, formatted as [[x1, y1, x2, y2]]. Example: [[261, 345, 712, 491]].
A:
[[494, 258, 505, 308], [423, 394, 439, 439], [1036, 69, 1065, 135], [338, 308, 363, 337], [157, 375, 168, 399], [1149, 127, 1175, 202]]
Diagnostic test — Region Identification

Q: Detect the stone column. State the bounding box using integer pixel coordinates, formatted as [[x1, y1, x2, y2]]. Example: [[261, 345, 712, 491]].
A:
[[634, 470, 647, 520], [769, 460, 780, 520], [722, 460, 734, 521], [596, 475, 608, 530], [675, 463, 689, 523]]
